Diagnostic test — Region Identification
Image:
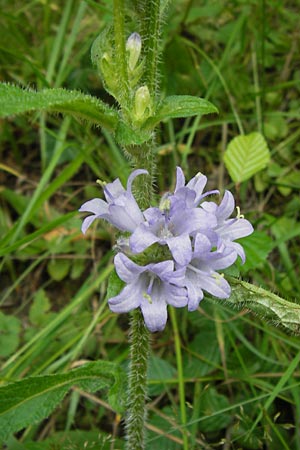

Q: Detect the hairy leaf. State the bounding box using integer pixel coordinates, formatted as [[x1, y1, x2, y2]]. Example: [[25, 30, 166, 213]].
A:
[[224, 132, 270, 183], [217, 278, 300, 335], [0, 361, 126, 442], [0, 83, 119, 131], [144, 95, 218, 128]]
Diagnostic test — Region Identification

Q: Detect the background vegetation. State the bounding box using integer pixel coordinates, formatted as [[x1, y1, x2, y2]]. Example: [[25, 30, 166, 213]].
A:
[[1, 0, 300, 448]]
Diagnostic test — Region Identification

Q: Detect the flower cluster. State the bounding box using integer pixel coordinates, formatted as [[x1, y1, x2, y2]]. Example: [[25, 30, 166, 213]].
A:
[[79, 168, 253, 332]]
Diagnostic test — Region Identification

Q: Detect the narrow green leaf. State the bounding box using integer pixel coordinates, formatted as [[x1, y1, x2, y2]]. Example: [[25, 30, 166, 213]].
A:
[[215, 278, 300, 335], [144, 95, 218, 128], [0, 361, 126, 441], [224, 132, 271, 183], [0, 83, 119, 131]]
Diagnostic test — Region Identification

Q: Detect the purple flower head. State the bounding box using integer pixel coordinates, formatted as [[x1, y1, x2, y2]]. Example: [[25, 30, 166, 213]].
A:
[[201, 190, 254, 263], [130, 195, 217, 266], [172, 166, 219, 208], [108, 253, 188, 332], [79, 169, 147, 234], [183, 233, 237, 311]]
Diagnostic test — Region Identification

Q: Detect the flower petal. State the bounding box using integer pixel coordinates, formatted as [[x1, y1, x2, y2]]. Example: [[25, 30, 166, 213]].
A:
[[114, 253, 145, 283], [79, 198, 108, 215], [127, 169, 148, 192], [218, 218, 254, 241], [104, 178, 124, 202], [217, 190, 235, 220], [175, 166, 185, 191], [195, 272, 231, 299], [186, 279, 204, 311], [81, 215, 98, 234], [165, 284, 188, 308], [130, 224, 160, 253], [108, 283, 141, 313], [140, 291, 168, 332], [167, 234, 192, 266]]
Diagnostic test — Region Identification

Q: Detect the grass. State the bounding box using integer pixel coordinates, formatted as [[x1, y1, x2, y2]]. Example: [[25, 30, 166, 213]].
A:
[[1, 0, 300, 449]]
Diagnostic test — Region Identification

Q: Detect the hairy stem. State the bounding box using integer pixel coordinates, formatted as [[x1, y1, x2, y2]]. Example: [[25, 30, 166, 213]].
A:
[[113, 0, 129, 106], [126, 309, 150, 450], [136, 0, 161, 98]]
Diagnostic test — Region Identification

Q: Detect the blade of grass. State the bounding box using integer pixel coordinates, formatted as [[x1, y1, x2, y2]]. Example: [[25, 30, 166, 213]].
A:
[[169, 307, 189, 450]]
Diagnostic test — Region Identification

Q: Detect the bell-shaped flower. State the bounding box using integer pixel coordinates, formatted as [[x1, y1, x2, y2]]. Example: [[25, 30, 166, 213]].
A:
[[79, 169, 147, 234], [201, 190, 253, 263], [183, 233, 237, 311], [130, 195, 217, 266], [108, 253, 188, 332], [172, 166, 218, 208]]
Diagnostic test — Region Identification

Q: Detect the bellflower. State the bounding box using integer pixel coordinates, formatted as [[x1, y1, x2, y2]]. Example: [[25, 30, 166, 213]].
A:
[[108, 253, 188, 332], [183, 233, 237, 311], [79, 166, 254, 333], [172, 166, 218, 208], [79, 169, 147, 234], [130, 196, 217, 266], [201, 190, 253, 263]]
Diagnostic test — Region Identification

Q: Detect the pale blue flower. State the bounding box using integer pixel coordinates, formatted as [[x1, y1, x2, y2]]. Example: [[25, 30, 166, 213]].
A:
[[79, 166, 254, 332], [201, 190, 253, 263], [79, 169, 147, 234], [108, 253, 188, 332], [183, 233, 237, 311], [130, 196, 217, 266], [172, 166, 218, 208]]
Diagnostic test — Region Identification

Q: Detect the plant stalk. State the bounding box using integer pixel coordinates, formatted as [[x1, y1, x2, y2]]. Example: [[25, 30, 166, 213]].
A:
[[126, 309, 150, 450]]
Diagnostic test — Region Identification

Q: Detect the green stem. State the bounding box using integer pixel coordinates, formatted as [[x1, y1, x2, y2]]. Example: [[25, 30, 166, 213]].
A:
[[170, 307, 189, 450], [140, 0, 161, 97], [126, 309, 150, 450], [125, 139, 155, 449], [130, 139, 156, 208], [113, 0, 129, 105]]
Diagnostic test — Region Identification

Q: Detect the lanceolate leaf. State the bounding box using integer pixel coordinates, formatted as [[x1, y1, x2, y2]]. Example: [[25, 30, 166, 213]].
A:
[[224, 132, 270, 183], [0, 83, 119, 131], [214, 278, 300, 335], [0, 361, 126, 442], [144, 95, 218, 128]]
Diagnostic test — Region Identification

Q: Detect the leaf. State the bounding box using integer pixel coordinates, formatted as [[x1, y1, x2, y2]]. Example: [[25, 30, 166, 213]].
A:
[[148, 355, 176, 396], [144, 95, 218, 128], [224, 132, 271, 183], [238, 231, 274, 272], [29, 290, 51, 327], [198, 387, 231, 433], [215, 278, 300, 335], [115, 120, 152, 145], [0, 361, 126, 442], [0, 313, 21, 358], [105, 268, 125, 300], [8, 430, 122, 450], [47, 258, 71, 281], [0, 83, 119, 131], [183, 327, 221, 377]]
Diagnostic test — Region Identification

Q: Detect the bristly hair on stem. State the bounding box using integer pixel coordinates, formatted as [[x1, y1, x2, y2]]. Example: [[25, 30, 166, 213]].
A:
[[126, 309, 150, 450]]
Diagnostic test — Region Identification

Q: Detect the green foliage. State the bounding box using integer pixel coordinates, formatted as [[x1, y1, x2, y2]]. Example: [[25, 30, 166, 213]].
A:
[[145, 95, 218, 128], [0, 313, 21, 358], [1, 0, 300, 448], [0, 83, 119, 131], [220, 278, 300, 335], [224, 132, 271, 183], [29, 290, 52, 327], [0, 361, 126, 442]]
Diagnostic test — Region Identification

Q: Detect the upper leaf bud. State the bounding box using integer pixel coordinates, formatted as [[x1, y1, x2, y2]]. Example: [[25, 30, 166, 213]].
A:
[[133, 85, 152, 123], [126, 32, 142, 72]]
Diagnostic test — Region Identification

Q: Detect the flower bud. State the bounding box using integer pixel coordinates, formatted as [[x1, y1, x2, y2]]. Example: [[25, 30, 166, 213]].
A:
[[126, 32, 142, 71], [134, 85, 151, 122]]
